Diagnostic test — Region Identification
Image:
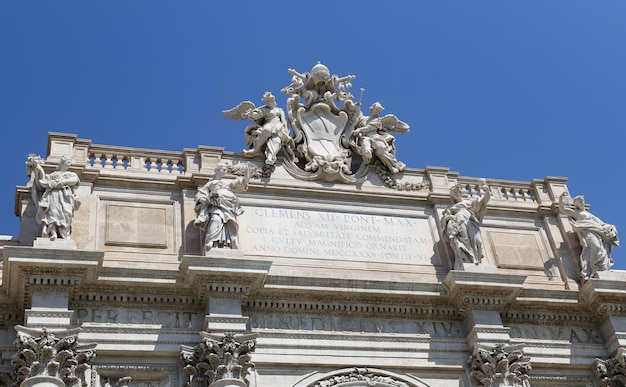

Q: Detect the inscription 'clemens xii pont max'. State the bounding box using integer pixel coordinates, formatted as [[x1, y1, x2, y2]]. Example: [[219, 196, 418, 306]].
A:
[[238, 207, 436, 264]]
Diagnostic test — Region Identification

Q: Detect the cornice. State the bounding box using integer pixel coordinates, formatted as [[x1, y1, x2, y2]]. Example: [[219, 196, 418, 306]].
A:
[[443, 270, 526, 311], [179, 254, 271, 300], [2, 246, 104, 309]]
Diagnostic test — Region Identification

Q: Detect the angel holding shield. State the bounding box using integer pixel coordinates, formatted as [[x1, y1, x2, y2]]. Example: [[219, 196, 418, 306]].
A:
[[350, 102, 409, 174], [223, 92, 297, 166]]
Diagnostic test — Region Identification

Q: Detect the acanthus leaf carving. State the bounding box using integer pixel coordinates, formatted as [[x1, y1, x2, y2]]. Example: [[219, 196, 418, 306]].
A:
[[594, 347, 626, 387], [180, 332, 257, 387], [469, 343, 532, 387], [11, 327, 96, 387]]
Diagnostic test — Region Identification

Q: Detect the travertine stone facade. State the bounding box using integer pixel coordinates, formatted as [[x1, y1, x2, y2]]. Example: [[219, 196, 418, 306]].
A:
[[0, 120, 623, 385]]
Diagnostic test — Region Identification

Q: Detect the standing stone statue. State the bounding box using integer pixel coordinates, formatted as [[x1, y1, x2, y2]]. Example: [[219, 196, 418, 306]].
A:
[[559, 192, 619, 280], [26, 154, 81, 241], [194, 163, 251, 255], [441, 180, 491, 267]]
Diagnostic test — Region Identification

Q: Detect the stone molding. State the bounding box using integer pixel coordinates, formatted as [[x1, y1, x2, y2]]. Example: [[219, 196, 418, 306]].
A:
[[469, 343, 531, 387], [293, 367, 431, 387], [312, 367, 410, 387], [243, 299, 463, 321], [2, 246, 103, 309], [443, 271, 526, 312], [181, 331, 257, 387], [180, 255, 271, 300], [501, 309, 596, 326]]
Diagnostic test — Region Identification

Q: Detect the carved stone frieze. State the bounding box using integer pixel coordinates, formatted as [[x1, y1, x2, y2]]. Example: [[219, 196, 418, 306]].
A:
[[594, 347, 626, 387], [92, 364, 179, 387], [11, 326, 96, 387], [313, 367, 409, 387], [469, 343, 532, 387], [180, 332, 257, 387]]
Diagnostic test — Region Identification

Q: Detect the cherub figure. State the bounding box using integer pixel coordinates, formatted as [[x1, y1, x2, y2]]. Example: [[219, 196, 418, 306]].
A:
[[559, 192, 619, 280], [349, 102, 409, 173], [223, 92, 297, 166]]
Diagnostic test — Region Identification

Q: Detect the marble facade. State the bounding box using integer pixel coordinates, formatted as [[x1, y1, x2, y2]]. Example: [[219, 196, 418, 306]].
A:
[[0, 67, 624, 386]]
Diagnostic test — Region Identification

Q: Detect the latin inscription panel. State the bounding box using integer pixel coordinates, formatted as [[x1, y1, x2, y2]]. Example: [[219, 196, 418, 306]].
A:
[[249, 313, 464, 338], [239, 207, 437, 264]]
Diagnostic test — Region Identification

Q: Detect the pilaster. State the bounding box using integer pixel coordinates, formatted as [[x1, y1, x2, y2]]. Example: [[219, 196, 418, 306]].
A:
[[180, 252, 271, 333], [2, 247, 104, 322], [581, 272, 626, 356]]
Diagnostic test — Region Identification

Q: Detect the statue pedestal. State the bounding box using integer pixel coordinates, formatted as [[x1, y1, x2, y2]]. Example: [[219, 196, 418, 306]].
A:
[[20, 375, 65, 387], [458, 261, 499, 273], [33, 237, 77, 250], [209, 379, 247, 387]]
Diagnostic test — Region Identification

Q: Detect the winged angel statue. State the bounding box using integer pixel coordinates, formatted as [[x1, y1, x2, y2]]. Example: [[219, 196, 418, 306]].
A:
[[222, 92, 297, 167], [223, 62, 410, 183]]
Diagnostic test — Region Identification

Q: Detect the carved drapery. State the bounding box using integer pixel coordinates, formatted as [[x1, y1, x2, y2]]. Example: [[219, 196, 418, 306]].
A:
[[180, 332, 256, 387], [469, 344, 531, 387], [11, 327, 95, 387], [594, 347, 626, 387]]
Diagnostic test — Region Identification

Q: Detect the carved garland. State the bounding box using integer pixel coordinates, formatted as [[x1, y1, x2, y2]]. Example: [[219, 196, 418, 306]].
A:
[[372, 160, 429, 191]]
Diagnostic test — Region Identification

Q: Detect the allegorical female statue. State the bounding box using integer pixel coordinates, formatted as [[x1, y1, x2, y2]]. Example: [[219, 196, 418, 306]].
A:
[[193, 163, 251, 255], [559, 192, 619, 280], [441, 180, 491, 267], [26, 154, 81, 240]]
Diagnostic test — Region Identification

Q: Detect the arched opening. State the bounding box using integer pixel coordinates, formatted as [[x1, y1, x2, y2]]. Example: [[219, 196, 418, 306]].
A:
[[291, 367, 432, 387]]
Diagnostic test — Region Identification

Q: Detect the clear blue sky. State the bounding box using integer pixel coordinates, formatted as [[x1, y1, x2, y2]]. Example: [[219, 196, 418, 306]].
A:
[[1, 2, 625, 267]]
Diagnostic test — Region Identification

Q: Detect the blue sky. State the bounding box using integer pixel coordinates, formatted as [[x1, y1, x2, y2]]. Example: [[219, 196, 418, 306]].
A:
[[1, 1, 625, 267]]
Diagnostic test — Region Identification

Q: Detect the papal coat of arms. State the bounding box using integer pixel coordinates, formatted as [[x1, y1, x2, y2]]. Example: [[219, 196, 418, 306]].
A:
[[223, 62, 410, 184]]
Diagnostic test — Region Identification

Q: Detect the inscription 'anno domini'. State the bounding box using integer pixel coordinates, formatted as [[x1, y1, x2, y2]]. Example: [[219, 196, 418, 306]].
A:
[[239, 207, 437, 263]]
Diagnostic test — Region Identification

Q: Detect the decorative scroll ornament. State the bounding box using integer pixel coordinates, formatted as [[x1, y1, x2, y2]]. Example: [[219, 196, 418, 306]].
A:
[[469, 344, 532, 387], [224, 62, 412, 184], [180, 332, 257, 387], [594, 347, 626, 387], [313, 368, 409, 387], [11, 327, 96, 387]]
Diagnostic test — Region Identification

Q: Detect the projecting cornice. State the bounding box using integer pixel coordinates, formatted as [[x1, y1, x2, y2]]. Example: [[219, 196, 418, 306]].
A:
[[179, 253, 271, 300], [2, 246, 103, 309], [443, 270, 526, 312], [580, 272, 626, 318]]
